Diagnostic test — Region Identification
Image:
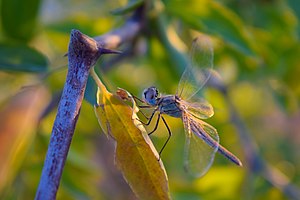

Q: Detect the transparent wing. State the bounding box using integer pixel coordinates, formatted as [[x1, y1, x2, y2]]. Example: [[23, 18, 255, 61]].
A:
[[176, 35, 214, 100], [180, 98, 214, 120], [182, 113, 219, 177]]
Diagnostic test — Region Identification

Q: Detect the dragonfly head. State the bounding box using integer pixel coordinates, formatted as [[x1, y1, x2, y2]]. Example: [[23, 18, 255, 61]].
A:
[[143, 86, 159, 106]]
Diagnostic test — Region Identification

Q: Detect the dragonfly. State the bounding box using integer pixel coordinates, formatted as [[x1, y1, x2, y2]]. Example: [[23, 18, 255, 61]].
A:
[[137, 36, 242, 177]]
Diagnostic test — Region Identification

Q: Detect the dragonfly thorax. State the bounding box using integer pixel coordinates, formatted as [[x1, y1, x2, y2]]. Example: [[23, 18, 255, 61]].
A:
[[157, 95, 182, 118], [143, 86, 159, 106]]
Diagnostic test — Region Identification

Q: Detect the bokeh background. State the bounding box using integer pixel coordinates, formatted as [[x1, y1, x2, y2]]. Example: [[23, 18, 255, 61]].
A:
[[0, 0, 299, 199]]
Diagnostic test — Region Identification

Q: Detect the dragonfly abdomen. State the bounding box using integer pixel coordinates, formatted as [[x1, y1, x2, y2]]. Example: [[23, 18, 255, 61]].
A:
[[190, 117, 242, 166]]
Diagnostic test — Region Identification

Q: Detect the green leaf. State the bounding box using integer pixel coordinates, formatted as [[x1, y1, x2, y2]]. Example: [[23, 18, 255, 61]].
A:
[[111, 0, 144, 15], [92, 69, 171, 200], [165, 1, 255, 56], [1, 0, 41, 41], [287, 0, 300, 23], [0, 43, 48, 73], [84, 75, 97, 105]]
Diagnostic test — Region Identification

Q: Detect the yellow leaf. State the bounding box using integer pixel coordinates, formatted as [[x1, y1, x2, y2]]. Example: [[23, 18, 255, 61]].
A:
[[115, 88, 160, 157], [92, 69, 171, 200]]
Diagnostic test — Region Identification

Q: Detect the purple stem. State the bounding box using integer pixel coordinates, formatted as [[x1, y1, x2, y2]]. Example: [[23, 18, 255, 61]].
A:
[[35, 7, 143, 199], [35, 30, 120, 200]]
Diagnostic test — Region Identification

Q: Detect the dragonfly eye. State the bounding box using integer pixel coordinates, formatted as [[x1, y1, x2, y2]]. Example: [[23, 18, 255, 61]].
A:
[[143, 87, 158, 105]]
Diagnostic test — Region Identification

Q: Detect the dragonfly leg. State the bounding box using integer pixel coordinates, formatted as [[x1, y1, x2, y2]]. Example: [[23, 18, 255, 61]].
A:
[[139, 105, 152, 108], [136, 109, 157, 126], [158, 116, 172, 158], [148, 113, 161, 136], [144, 114, 172, 160], [146, 113, 163, 161], [138, 106, 153, 120], [136, 108, 150, 120], [132, 95, 145, 104], [132, 95, 155, 120]]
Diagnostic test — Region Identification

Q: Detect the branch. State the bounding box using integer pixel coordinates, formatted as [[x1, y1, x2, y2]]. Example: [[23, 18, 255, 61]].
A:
[[228, 95, 300, 199], [38, 7, 144, 121], [35, 29, 103, 199], [94, 6, 144, 49], [35, 8, 143, 199]]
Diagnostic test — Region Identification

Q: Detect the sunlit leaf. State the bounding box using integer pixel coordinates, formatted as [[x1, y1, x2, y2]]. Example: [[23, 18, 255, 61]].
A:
[[0, 86, 50, 195], [0, 43, 48, 73], [111, 0, 144, 15], [93, 69, 171, 200]]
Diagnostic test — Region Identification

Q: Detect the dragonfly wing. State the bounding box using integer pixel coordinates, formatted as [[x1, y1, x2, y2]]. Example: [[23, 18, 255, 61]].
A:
[[177, 36, 214, 100], [181, 98, 214, 119], [182, 113, 219, 177]]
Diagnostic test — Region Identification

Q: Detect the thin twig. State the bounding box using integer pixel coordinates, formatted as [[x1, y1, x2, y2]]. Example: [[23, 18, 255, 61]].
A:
[[207, 71, 300, 200], [227, 94, 300, 200], [94, 6, 144, 50]]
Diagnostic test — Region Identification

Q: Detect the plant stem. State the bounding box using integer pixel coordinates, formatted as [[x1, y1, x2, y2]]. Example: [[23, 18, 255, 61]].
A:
[[90, 67, 104, 89], [35, 6, 144, 198], [35, 30, 115, 200]]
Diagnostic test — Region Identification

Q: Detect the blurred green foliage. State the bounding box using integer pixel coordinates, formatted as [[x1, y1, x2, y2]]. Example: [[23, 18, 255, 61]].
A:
[[0, 43, 48, 72], [0, 0, 299, 199], [1, 0, 41, 41]]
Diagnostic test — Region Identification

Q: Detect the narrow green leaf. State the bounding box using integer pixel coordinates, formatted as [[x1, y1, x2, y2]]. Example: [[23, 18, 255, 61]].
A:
[[0, 43, 48, 73], [92, 69, 171, 200], [203, 2, 255, 55], [111, 0, 144, 15], [1, 0, 41, 41]]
